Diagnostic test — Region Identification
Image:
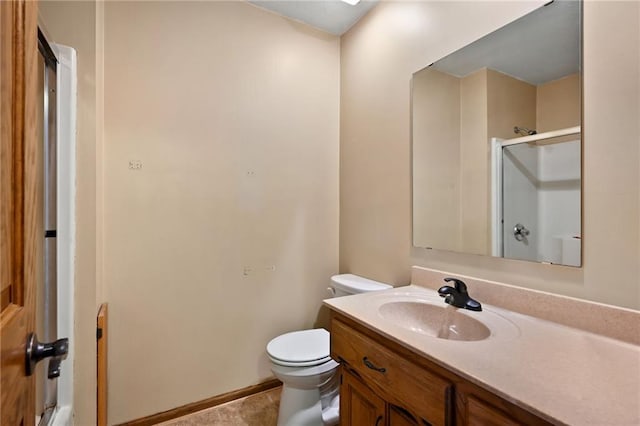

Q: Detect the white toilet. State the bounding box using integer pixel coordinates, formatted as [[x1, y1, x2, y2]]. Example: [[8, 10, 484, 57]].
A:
[[266, 274, 392, 426]]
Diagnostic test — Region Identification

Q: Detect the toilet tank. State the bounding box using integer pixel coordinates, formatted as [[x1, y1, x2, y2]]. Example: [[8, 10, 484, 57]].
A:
[[329, 274, 392, 297]]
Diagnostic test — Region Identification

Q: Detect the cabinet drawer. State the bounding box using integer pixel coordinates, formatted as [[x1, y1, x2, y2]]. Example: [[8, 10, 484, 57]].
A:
[[332, 319, 452, 426]]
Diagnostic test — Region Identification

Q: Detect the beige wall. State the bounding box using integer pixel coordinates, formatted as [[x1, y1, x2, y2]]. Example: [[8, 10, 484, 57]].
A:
[[581, 1, 639, 308], [340, 1, 640, 309], [103, 2, 339, 423], [412, 69, 461, 250], [458, 69, 489, 255], [38, 2, 99, 424], [537, 73, 581, 132], [486, 69, 537, 140]]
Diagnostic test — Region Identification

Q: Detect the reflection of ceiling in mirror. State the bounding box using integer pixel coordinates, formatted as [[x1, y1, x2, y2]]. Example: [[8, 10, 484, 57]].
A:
[[432, 1, 580, 85], [248, 0, 379, 36]]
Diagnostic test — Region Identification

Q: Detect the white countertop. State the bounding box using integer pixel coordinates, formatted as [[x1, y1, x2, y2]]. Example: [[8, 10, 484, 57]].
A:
[[324, 285, 640, 425]]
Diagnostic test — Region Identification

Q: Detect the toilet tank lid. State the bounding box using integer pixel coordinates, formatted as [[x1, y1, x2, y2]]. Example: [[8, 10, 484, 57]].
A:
[[330, 274, 392, 294]]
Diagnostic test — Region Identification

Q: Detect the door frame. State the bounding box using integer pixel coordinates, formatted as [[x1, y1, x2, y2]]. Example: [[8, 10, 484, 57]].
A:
[[490, 137, 504, 257], [35, 20, 78, 424], [49, 43, 76, 426]]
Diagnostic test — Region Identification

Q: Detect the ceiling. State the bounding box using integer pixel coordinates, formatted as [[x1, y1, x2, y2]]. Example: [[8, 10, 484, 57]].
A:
[[248, 0, 379, 36], [432, 1, 580, 86], [248, 0, 579, 85]]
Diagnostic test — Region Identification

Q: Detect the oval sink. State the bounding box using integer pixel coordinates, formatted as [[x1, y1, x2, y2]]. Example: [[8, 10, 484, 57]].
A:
[[379, 301, 491, 341]]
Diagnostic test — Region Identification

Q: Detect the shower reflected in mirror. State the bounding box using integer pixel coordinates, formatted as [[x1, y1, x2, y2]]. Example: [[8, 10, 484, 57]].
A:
[[411, 0, 582, 266]]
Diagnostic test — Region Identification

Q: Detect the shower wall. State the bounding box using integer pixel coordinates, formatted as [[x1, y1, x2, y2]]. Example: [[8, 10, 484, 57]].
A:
[[537, 140, 581, 265], [501, 138, 581, 265]]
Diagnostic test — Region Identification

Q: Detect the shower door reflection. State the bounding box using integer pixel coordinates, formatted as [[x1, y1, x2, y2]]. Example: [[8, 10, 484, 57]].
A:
[[492, 128, 581, 266]]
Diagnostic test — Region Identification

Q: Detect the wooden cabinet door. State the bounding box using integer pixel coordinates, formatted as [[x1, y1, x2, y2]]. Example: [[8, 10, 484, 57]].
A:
[[389, 405, 437, 426], [465, 396, 521, 426], [389, 406, 420, 426], [1, 0, 40, 424], [340, 368, 386, 426], [457, 389, 552, 426]]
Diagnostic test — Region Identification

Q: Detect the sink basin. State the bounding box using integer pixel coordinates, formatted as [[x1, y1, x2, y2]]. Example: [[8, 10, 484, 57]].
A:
[[378, 301, 492, 341]]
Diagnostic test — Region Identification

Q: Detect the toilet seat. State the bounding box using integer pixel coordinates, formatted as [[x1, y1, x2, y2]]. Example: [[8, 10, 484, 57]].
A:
[[267, 329, 330, 367], [269, 354, 332, 368]]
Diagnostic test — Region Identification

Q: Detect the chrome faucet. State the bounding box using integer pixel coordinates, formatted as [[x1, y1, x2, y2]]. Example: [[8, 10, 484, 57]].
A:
[[437, 278, 482, 311]]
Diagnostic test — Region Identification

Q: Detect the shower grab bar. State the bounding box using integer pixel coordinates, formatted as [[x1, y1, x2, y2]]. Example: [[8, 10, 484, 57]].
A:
[[500, 126, 581, 147]]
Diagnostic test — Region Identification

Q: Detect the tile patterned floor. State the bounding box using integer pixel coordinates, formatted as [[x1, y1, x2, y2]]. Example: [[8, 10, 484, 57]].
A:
[[157, 387, 281, 426]]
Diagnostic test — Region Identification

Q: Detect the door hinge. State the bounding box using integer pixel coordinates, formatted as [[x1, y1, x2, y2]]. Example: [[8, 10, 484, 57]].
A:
[[97, 327, 103, 340]]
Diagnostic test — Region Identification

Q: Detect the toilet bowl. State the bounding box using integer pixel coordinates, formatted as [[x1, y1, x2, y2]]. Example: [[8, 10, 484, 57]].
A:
[[267, 274, 392, 426]]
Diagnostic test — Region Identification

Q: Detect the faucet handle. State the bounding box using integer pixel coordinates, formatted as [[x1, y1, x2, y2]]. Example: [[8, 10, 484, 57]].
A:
[[444, 277, 467, 293], [437, 285, 454, 297]]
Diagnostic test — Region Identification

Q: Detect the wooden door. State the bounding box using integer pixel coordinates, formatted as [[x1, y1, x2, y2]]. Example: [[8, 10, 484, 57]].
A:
[[1, 0, 40, 424], [340, 368, 386, 426]]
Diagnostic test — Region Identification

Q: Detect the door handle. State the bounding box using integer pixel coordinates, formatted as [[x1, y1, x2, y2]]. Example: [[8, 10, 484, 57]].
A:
[[25, 333, 69, 379], [513, 223, 530, 241]]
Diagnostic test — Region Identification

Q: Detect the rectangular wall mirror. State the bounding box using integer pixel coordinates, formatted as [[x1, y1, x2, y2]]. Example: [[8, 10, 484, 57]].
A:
[[412, 0, 582, 266]]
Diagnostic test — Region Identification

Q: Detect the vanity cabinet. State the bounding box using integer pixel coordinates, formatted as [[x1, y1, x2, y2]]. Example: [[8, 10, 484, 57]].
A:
[[330, 313, 552, 426], [332, 317, 453, 425]]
